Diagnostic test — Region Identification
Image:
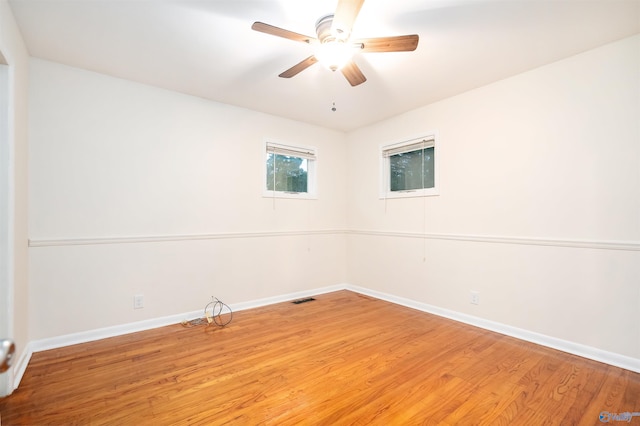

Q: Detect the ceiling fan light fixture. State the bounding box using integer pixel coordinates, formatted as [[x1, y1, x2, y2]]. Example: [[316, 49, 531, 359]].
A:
[[315, 40, 353, 71], [252, 0, 419, 86]]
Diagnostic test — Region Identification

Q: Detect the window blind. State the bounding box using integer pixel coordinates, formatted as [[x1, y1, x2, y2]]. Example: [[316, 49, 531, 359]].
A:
[[382, 137, 434, 158], [266, 142, 316, 160]]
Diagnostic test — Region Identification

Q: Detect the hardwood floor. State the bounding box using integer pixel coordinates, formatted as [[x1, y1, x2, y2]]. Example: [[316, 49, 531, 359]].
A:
[[1, 290, 639, 425]]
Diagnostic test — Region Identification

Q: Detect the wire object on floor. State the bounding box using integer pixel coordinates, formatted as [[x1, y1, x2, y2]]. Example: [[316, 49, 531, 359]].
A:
[[181, 296, 233, 328]]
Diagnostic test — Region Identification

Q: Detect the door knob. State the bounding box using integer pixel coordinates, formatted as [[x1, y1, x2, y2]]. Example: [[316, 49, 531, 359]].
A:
[[0, 339, 15, 373]]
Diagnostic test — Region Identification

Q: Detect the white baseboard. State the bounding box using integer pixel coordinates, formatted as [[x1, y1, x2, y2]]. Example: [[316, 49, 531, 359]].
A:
[[10, 341, 33, 393], [345, 284, 640, 374], [30, 309, 202, 354], [19, 283, 346, 389], [230, 284, 345, 312], [14, 283, 639, 392]]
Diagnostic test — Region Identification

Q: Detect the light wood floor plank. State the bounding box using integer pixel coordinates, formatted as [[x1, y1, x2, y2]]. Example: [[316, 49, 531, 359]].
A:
[[1, 290, 639, 425]]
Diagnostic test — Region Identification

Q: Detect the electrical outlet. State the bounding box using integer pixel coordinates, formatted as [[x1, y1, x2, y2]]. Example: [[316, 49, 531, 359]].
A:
[[134, 294, 144, 309], [470, 291, 480, 305]]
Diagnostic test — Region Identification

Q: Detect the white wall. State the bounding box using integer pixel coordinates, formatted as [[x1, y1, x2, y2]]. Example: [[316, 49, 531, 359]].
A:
[[346, 35, 640, 360], [28, 59, 348, 339], [0, 0, 29, 395], [26, 34, 640, 369]]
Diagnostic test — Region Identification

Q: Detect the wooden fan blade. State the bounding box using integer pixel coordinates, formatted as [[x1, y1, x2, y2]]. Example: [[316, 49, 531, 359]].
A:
[[279, 56, 319, 78], [355, 35, 419, 53], [251, 22, 316, 44], [332, 0, 365, 35], [341, 60, 366, 86]]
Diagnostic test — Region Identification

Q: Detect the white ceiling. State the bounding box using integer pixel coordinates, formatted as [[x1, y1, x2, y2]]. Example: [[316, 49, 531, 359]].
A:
[[8, 0, 640, 132]]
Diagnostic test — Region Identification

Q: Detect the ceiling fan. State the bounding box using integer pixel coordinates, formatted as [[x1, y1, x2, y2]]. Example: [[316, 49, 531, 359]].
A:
[[251, 0, 419, 87]]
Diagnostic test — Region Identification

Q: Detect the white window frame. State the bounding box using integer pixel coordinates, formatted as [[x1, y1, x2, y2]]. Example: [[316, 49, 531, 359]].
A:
[[263, 141, 317, 200], [380, 133, 439, 199]]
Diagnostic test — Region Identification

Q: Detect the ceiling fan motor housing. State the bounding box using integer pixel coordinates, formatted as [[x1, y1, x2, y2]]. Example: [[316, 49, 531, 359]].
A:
[[316, 14, 348, 43]]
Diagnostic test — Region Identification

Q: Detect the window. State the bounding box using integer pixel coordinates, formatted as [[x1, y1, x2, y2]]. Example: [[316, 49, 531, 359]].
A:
[[264, 142, 317, 199], [380, 135, 438, 198]]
